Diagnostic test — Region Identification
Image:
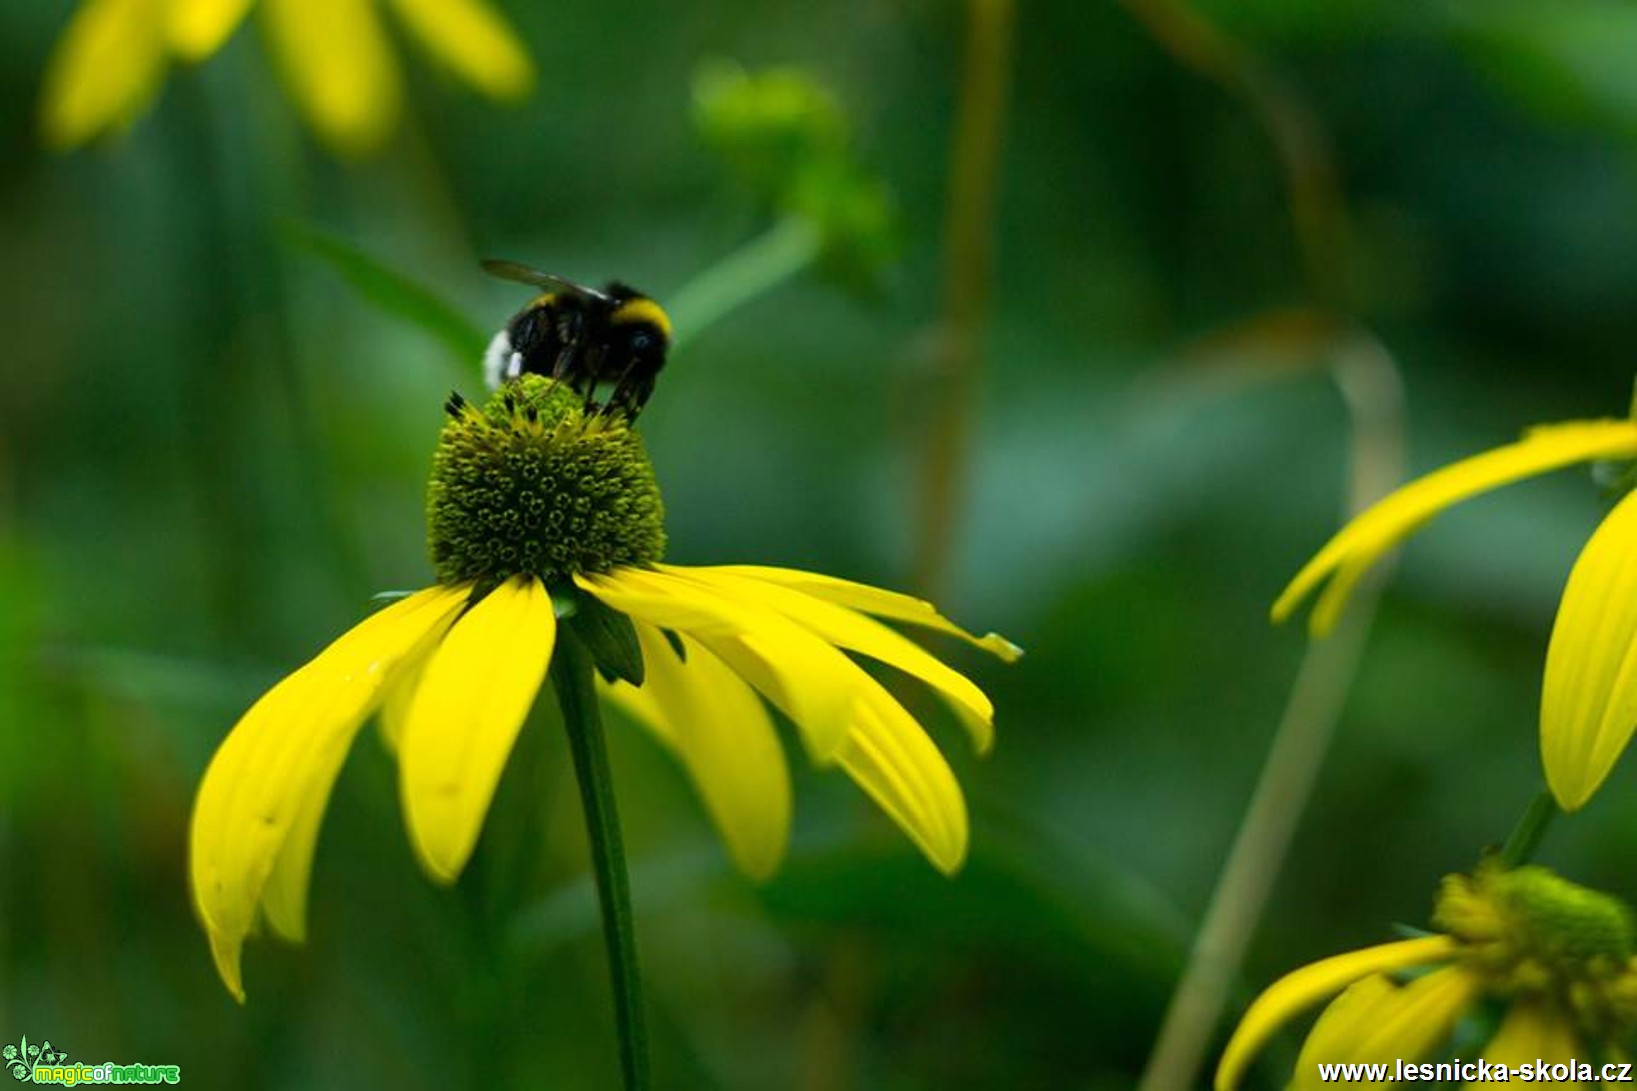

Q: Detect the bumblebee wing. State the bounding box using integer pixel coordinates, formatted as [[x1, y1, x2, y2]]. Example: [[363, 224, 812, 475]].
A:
[[481, 259, 610, 301]]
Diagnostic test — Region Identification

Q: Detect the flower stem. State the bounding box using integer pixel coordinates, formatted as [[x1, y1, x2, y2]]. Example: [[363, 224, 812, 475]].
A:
[[551, 629, 650, 1090], [1138, 333, 1404, 1091], [912, 0, 1015, 600], [1118, 0, 1348, 302], [1499, 789, 1559, 869], [665, 217, 823, 351]]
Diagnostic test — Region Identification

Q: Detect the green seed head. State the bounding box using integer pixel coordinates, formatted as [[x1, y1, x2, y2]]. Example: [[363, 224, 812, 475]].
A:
[[426, 376, 666, 585], [1434, 863, 1637, 1038]]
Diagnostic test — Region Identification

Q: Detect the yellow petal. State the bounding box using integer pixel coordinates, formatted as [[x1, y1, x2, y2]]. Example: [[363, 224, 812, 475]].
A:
[[697, 564, 1021, 662], [1291, 974, 1399, 1083], [583, 567, 968, 872], [576, 567, 857, 761], [259, 0, 402, 155], [834, 676, 968, 873], [384, 0, 534, 101], [603, 624, 790, 879], [1543, 489, 1637, 810], [1215, 935, 1456, 1091], [668, 566, 996, 753], [165, 0, 253, 59], [1274, 419, 1637, 637], [256, 756, 332, 945], [1290, 966, 1478, 1088], [263, 589, 472, 941], [377, 591, 470, 755], [1483, 1000, 1580, 1069], [39, 0, 170, 150], [189, 585, 466, 1000], [399, 577, 554, 884]]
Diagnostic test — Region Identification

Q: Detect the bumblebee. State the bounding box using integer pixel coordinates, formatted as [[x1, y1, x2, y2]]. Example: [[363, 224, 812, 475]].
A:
[[481, 259, 672, 419]]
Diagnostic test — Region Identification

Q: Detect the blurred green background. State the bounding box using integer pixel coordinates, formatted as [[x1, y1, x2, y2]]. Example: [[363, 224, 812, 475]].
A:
[[6, 1, 1637, 1087]]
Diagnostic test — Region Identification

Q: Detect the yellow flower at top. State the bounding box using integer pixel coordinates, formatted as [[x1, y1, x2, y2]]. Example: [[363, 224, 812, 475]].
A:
[[1218, 863, 1637, 1090], [190, 375, 1018, 1001], [1272, 416, 1637, 811], [40, 0, 535, 155]]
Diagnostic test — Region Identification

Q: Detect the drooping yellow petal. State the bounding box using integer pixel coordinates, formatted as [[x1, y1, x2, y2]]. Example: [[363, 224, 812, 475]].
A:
[[384, 0, 534, 101], [1274, 419, 1637, 637], [398, 577, 554, 884], [190, 585, 467, 1000], [1215, 935, 1456, 1091], [262, 589, 472, 942], [165, 0, 253, 59], [576, 568, 858, 761], [1289, 966, 1478, 1088], [583, 567, 969, 872], [260, 0, 402, 155], [669, 566, 997, 753], [834, 676, 969, 874], [376, 596, 464, 755], [697, 564, 1022, 662], [603, 624, 791, 879], [1290, 974, 1399, 1085], [1543, 489, 1637, 810], [256, 756, 333, 945], [39, 0, 170, 150], [1482, 1000, 1580, 1070]]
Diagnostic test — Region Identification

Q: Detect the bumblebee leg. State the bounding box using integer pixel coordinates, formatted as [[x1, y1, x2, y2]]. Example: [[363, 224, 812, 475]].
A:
[[605, 360, 644, 418], [633, 375, 656, 415], [550, 345, 577, 382], [610, 372, 655, 420]]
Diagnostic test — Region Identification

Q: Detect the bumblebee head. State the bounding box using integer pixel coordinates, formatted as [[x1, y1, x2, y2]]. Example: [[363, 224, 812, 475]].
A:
[[603, 283, 673, 360]]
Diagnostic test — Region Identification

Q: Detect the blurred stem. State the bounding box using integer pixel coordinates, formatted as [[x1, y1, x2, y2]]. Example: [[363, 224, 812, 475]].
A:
[[1119, 0, 1349, 301], [1499, 790, 1559, 868], [1132, 4, 1370, 1084], [551, 629, 650, 1091], [190, 59, 370, 605], [665, 217, 822, 351], [912, 0, 1015, 599], [1138, 334, 1404, 1091]]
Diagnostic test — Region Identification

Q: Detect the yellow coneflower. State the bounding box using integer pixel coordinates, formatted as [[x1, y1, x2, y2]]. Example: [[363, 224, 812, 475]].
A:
[[1218, 862, 1637, 1089], [1272, 416, 1637, 809], [40, 0, 534, 154], [190, 374, 1017, 1001]]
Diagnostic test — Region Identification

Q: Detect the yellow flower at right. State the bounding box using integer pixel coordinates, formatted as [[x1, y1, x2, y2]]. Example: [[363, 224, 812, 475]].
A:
[[1272, 417, 1637, 809], [1218, 864, 1637, 1089]]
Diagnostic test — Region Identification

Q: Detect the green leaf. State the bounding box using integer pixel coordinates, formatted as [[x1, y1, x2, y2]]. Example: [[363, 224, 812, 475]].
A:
[[281, 220, 489, 369], [1448, 2, 1637, 135]]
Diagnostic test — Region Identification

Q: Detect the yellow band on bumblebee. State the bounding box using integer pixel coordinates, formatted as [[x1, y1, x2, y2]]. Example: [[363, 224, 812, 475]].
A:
[[609, 297, 673, 339]]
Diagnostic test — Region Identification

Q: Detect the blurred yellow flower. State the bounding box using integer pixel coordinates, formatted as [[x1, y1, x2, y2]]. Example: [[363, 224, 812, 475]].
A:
[[190, 376, 1017, 1000], [1218, 864, 1637, 1090], [1273, 417, 1637, 809], [40, 0, 535, 154]]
